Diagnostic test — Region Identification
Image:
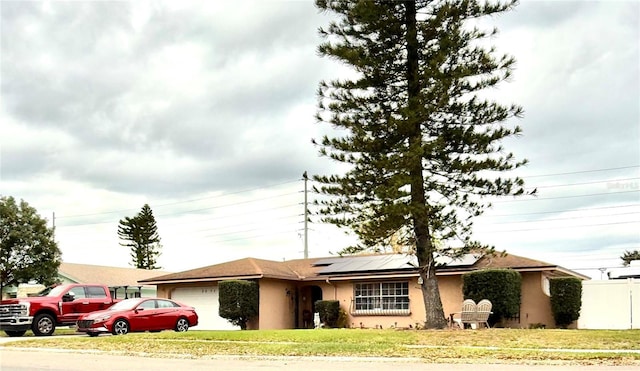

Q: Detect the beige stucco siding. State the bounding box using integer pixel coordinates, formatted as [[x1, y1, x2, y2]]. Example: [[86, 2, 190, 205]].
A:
[[257, 279, 297, 330], [321, 278, 425, 329], [518, 271, 553, 328], [436, 275, 464, 322]]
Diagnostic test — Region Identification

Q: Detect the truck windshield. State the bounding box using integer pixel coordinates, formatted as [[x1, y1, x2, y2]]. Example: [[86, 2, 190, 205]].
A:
[[36, 287, 53, 296], [37, 286, 67, 297]]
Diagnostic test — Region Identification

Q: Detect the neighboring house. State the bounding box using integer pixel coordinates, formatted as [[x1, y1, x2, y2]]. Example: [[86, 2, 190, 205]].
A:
[[139, 253, 588, 330], [4, 262, 171, 299], [607, 260, 640, 280]]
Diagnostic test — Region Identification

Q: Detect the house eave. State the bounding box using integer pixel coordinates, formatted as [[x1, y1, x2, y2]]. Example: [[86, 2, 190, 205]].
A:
[[305, 272, 419, 281], [139, 274, 263, 285]]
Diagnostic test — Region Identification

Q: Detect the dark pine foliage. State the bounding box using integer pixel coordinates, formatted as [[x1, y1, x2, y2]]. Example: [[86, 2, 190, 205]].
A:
[[117, 204, 162, 269], [313, 0, 530, 328]]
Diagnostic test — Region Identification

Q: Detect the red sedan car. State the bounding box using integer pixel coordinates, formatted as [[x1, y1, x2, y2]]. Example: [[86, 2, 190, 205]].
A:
[[76, 298, 198, 336]]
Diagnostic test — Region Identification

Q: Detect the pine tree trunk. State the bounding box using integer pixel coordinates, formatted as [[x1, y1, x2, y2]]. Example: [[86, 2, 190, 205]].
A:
[[405, 0, 447, 330]]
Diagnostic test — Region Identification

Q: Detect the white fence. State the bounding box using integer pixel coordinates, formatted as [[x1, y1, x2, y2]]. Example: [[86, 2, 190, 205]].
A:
[[578, 278, 639, 329]]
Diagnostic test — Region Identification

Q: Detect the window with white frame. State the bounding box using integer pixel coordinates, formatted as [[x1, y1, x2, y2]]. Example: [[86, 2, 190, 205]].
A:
[[353, 281, 410, 315]]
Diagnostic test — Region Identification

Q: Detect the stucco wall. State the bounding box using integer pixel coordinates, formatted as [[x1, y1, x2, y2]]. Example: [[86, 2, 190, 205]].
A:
[[518, 272, 553, 328], [258, 279, 298, 330], [438, 275, 464, 322], [321, 278, 426, 329]]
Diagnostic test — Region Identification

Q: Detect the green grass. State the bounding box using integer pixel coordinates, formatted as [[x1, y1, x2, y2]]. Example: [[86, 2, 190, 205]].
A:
[[3, 328, 640, 365]]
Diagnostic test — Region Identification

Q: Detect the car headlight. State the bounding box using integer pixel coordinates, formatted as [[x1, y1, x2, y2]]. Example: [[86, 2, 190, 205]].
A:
[[92, 314, 112, 323], [18, 301, 30, 316]]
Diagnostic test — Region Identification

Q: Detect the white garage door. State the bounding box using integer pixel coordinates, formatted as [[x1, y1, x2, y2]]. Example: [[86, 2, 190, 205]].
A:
[[172, 286, 239, 330]]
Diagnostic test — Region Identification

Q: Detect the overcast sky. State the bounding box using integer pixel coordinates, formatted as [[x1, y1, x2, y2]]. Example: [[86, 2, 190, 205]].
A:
[[1, 1, 638, 280]]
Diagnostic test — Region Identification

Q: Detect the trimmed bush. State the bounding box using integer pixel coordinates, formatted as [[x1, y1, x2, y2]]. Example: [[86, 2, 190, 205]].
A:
[[462, 269, 521, 325], [315, 300, 340, 327], [218, 280, 259, 330], [549, 277, 582, 328]]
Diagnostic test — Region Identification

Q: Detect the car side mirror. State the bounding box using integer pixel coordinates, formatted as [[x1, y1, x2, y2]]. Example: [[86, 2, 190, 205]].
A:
[[62, 293, 75, 302], [135, 307, 144, 313]]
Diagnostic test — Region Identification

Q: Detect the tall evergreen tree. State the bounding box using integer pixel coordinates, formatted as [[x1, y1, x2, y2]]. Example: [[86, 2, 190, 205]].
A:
[[117, 204, 162, 269], [313, 0, 530, 328], [0, 196, 62, 296]]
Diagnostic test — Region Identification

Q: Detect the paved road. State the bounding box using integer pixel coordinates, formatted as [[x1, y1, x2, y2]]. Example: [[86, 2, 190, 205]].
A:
[[1, 348, 638, 371]]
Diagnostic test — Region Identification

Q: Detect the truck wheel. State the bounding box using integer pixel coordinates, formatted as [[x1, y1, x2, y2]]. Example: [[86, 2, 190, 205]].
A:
[[4, 330, 27, 337], [175, 318, 189, 332], [32, 313, 55, 336], [112, 319, 129, 335]]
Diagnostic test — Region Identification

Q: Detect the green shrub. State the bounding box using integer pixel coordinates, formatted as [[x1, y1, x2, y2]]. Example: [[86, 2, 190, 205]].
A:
[[336, 308, 349, 328], [218, 280, 259, 330], [315, 300, 340, 327], [463, 269, 521, 325], [549, 277, 582, 328]]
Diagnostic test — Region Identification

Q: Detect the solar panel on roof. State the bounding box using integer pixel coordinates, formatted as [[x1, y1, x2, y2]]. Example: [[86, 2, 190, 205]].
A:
[[435, 254, 480, 267], [316, 253, 480, 274], [317, 254, 417, 274]]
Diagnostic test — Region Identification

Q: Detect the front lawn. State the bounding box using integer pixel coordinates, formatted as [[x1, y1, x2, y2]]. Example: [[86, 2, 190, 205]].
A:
[[3, 328, 640, 365]]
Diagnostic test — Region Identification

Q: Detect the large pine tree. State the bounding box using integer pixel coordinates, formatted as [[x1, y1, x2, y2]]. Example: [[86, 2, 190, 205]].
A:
[[117, 204, 162, 269], [313, 0, 529, 328]]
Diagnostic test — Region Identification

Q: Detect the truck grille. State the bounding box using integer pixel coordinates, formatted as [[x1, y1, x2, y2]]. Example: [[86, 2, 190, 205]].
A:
[[77, 320, 94, 328], [0, 304, 26, 318]]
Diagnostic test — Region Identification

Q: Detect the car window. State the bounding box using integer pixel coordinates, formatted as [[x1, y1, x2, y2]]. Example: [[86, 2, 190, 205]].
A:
[[86, 286, 107, 298], [68, 286, 86, 299], [157, 300, 179, 308], [138, 300, 156, 310]]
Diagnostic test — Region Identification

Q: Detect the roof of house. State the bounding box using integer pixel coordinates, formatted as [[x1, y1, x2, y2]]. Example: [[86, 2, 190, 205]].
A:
[[139, 252, 589, 285], [59, 262, 172, 287]]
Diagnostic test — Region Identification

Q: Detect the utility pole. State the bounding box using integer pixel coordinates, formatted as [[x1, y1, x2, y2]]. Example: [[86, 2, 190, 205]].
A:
[[303, 171, 309, 259]]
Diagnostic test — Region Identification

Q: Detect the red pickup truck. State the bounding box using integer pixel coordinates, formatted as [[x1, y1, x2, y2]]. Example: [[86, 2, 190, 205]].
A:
[[0, 284, 119, 337]]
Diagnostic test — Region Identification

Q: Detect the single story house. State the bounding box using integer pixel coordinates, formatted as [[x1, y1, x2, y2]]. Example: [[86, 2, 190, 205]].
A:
[[139, 252, 588, 330], [4, 262, 171, 299]]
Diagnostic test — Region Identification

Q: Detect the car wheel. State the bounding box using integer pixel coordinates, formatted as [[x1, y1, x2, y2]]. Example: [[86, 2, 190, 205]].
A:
[[112, 319, 130, 335], [4, 330, 27, 337], [87, 332, 100, 337], [32, 313, 55, 336], [175, 318, 189, 332]]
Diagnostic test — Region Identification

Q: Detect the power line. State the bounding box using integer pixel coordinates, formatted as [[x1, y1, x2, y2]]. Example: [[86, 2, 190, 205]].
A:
[[484, 204, 639, 218], [492, 190, 639, 203], [526, 177, 639, 190], [520, 165, 639, 179], [56, 179, 301, 219], [481, 220, 639, 233], [56, 192, 298, 227], [479, 211, 639, 226]]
